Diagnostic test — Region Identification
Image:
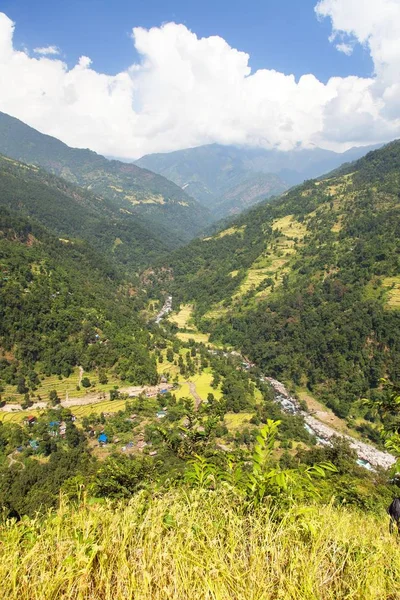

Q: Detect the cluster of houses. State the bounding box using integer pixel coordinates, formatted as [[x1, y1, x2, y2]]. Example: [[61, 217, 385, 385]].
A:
[[20, 402, 169, 457]]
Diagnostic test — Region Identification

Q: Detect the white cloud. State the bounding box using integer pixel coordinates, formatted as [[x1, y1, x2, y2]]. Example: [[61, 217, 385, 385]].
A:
[[0, 4, 399, 159], [336, 42, 353, 55], [33, 45, 60, 56]]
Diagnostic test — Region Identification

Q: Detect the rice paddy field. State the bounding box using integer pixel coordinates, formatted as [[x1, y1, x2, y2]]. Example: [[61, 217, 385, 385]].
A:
[[0, 398, 130, 423], [169, 304, 194, 329], [173, 370, 222, 403], [1, 488, 399, 600], [167, 304, 210, 343], [224, 412, 254, 431]]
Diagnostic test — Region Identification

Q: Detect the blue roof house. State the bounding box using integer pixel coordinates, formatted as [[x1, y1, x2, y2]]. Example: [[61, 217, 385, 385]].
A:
[[98, 433, 108, 444]]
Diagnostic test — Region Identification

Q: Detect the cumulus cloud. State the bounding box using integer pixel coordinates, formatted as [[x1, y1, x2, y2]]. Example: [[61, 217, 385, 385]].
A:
[[33, 45, 60, 55], [0, 3, 399, 159]]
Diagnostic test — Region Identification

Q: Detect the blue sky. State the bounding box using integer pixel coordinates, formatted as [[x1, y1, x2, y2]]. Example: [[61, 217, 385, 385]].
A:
[[0, 0, 398, 158], [3, 0, 373, 82]]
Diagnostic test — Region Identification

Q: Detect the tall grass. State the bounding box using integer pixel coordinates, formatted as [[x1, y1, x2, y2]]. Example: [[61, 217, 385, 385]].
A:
[[1, 488, 399, 599]]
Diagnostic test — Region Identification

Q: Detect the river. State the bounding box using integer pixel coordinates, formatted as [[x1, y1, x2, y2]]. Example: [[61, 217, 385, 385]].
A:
[[263, 376, 396, 471]]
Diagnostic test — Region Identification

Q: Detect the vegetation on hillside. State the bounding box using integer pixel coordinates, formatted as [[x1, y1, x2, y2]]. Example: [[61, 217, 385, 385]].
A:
[[152, 141, 400, 418], [0, 154, 170, 269], [0, 210, 158, 394], [0, 111, 212, 241]]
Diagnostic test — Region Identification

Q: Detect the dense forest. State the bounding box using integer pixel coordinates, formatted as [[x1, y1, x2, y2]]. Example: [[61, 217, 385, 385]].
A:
[[0, 210, 158, 391], [0, 154, 172, 270]]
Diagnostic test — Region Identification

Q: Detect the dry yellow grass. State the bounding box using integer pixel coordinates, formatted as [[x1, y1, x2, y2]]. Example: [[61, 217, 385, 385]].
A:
[[0, 488, 399, 600]]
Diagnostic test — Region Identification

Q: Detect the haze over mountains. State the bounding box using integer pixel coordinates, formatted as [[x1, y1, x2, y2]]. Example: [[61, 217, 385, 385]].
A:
[[0, 110, 382, 235], [137, 143, 382, 218]]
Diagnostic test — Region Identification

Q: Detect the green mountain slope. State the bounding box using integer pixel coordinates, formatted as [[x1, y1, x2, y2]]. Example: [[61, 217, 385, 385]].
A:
[[0, 209, 159, 392], [156, 141, 400, 416], [136, 144, 288, 216], [0, 154, 170, 270], [0, 112, 212, 241], [136, 142, 381, 218]]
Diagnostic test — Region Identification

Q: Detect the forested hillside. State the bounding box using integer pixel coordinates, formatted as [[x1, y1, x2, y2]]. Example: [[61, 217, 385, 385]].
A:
[[153, 141, 400, 417], [0, 210, 158, 391], [0, 112, 212, 241], [0, 154, 173, 270]]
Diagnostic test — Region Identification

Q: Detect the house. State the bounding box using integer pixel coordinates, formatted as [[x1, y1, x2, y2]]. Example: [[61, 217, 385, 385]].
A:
[[59, 422, 67, 437], [29, 440, 39, 451], [156, 410, 167, 419], [25, 415, 36, 426], [98, 433, 108, 444], [149, 450, 158, 456]]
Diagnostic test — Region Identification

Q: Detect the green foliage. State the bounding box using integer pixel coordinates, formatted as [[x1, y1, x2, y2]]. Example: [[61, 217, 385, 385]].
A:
[[93, 456, 155, 498], [0, 112, 212, 243], [160, 140, 400, 415], [184, 420, 337, 507], [0, 210, 158, 389]]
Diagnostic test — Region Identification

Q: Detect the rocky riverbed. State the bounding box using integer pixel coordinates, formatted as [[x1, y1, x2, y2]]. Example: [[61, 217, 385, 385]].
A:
[[265, 377, 396, 470]]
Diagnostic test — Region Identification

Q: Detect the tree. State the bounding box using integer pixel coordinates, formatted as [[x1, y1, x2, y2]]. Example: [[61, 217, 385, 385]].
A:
[[17, 377, 28, 395], [110, 388, 120, 400], [81, 377, 91, 388], [49, 389, 60, 406], [98, 370, 108, 385]]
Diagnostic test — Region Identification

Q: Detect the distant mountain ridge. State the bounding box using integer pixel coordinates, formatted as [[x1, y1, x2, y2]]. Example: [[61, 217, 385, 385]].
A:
[[136, 142, 383, 218], [0, 112, 212, 241]]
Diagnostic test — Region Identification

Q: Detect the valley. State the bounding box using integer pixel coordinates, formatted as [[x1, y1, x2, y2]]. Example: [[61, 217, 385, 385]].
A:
[[1, 121, 400, 600], [2, 3, 400, 596]]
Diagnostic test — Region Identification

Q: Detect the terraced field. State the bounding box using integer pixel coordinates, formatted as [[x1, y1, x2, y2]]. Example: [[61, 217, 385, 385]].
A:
[[169, 304, 211, 343], [2, 368, 121, 405], [382, 276, 400, 308], [229, 215, 307, 302]]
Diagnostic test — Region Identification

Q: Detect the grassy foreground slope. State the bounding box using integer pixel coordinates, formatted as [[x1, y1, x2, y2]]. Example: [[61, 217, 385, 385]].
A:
[[1, 488, 399, 600]]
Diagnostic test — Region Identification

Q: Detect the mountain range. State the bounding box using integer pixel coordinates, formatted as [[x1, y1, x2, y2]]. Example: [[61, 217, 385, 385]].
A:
[[0, 112, 212, 242], [136, 142, 382, 218]]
